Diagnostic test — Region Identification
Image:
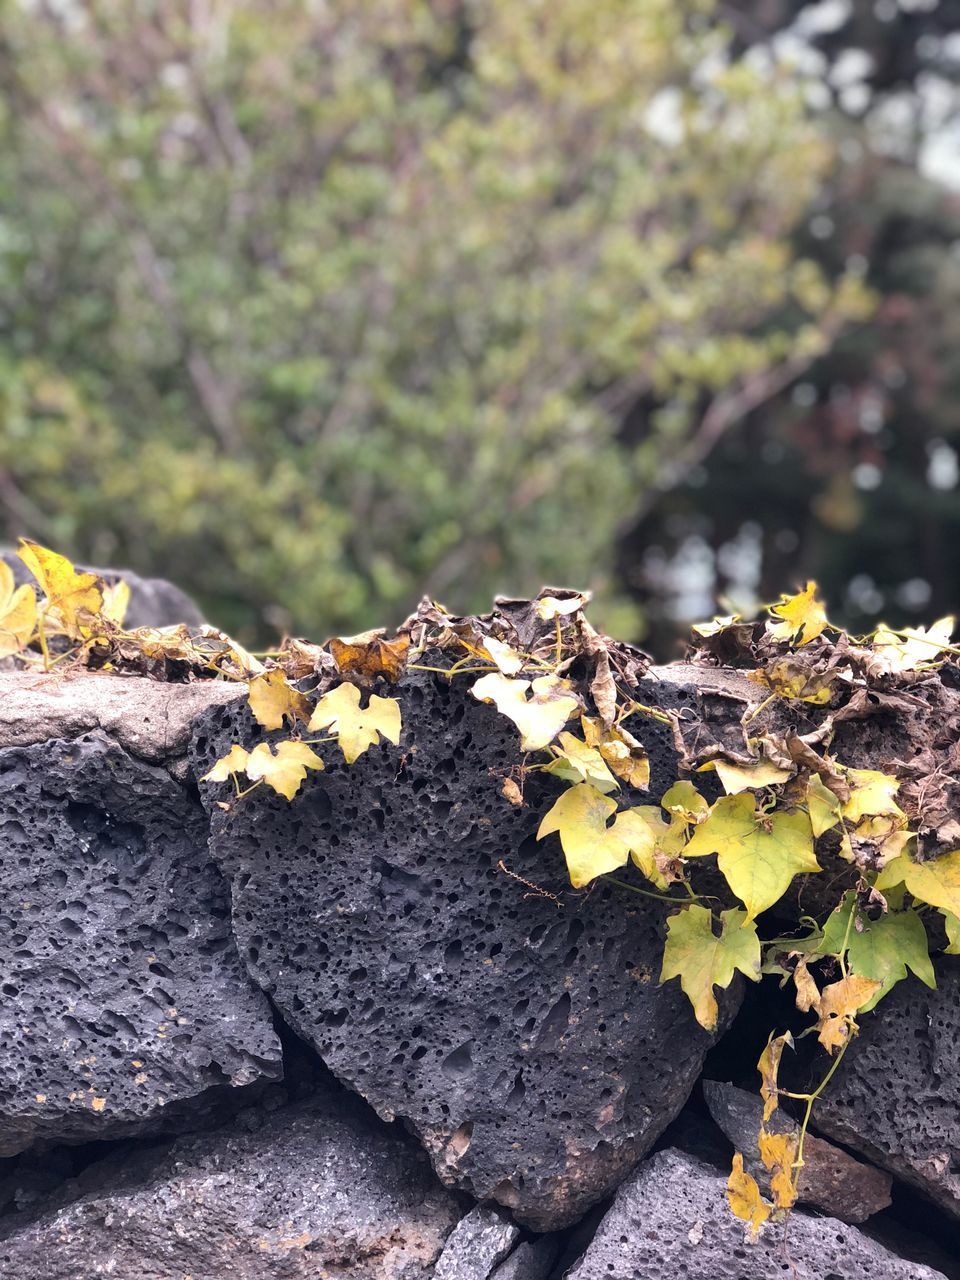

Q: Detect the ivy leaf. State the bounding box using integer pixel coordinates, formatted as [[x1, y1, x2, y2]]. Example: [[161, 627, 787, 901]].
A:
[[841, 769, 904, 824], [247, 669, 312, 731], [699, 756, 794, 795], [846, 908, 936, 1010], [309, 681, 402, 764], [805, 775, 843, 837], [727, 1153, 770, 1239], [537, 592, 589, 620], [616, 805, 686, 887], [17, 539, 104, 639], [752, 656, 836, 705], [101, 579, 131, 626], [942, 910, 960, 955], [0, 561, 37, 657], [581, 716, 650, 789], [692, 613, 741, 637], [816, 975, 882, 1053], [767, 581, 828, 646], [470, 672, 579, 751], [543, 731, 618, 793], [660, 904, 760, 1031], [536, 783, 628, 887], [876, 847, 960, 919], [200, 744, 251, 784], [683, 794, 820, 920], [329, 629, 410, 681], [871, 617, 954, 674], [758, 1130, 798, 1211], [245, 740, 325, 800], [758, 1031, 794, 1123], [660, 780, 709, 824], [481, 635, 525, 675]]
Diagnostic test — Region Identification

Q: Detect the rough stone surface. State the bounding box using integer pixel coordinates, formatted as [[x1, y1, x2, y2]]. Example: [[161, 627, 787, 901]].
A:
[[0, 671, 243, 767], [489, 1238, 559, 1280], [566, 1148, 947, 1280], [0, 1093, 462, 1279], [812, 961, 960, 1221], [2, 551, 205, 629], [192, 669, 736, 1230], [433, 1205, 519, 1279], [0, 730, 281, 1156], [702, 1079, 892, 1223]]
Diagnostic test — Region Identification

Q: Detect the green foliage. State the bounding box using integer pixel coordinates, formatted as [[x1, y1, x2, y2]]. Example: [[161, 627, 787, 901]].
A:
[[0, 1, 866, 639]]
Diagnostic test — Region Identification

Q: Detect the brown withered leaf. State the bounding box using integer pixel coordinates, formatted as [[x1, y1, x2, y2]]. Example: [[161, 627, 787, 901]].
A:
[[330, 629, 410, 682], [277, 636, 335, 680]]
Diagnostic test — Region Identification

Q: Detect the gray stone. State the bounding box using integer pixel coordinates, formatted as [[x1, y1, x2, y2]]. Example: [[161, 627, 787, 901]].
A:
[[489, 1238, 559, 1280], [0, 730, 281, 1155], [193, 669, 737, 1230], [433, 1206, 520, 1279], [702, 1079, 892, 1223], [0, 1093, 462, 1279], [812, 960, 960, 1222], [2, 551, 205, 629], [566, 1148, 947, 1280]]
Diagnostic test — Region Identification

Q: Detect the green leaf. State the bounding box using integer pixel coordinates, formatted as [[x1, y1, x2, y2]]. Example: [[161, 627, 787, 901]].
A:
[[683, 793, 820, 920], [661, 904, 760, 1030], [543, 731, 618, 793], [877, 848, 960, 918], [942, 910, 960, 955], [536, 783, 628, 888], [846, 908, 936, 1010]]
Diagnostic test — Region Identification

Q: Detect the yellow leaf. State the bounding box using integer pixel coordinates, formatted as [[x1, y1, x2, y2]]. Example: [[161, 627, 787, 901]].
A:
[[683, 794, 820, 920], [871, 617, 954, 673], [17, 540, 104, 639], [768, 581, 828, 646], [660, 904, 760, 1031], [727, 1153, 770, 1239], [943, 910, 960, 955], [692, 613, 741, 636], [329, 630, 410, 681], [543, 731, 618, 793], [792, 957, 821, 1014], [816, 975, 882, 1053], [841, 769, 904, 824], [615, 805, 685, 888], [699, 756, 794, 795], [537, 592, 589, 620], [308, 681, 402, 765], [660, 781, 709, 824], [757, 1031, 794, 1123], [752, 656, 836, 704], [101, 580, 131, 626], [0, 561, 37, 657], [245, 740, 325, 800], [877, 847, 960, 918], [758, 1130, 798, 1211], [581, 716, 650, 789], [536, 783, 628, 888], [805, 775, 843, 837], [482, 636, 525, 675], [201, 744, 251, 784], [470, 672, 579, 751], [247, 669, 312, 731]]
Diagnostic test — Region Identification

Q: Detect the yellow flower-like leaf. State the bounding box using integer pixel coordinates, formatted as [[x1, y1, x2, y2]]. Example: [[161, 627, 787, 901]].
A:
[[660, 904, 760, 1031], [871, 617, 954, 674], [683, 793, 820, 920], [727, 1153, 770, 1238], [245, 740, 325, 800], [470, 672, 579, 751], [698, 756, 794, 795], [543, 731, 618, 793], [581, 716, 650, 789], [247, 669, 312, 731], [200, 744, 251, 784], [877, 847, 960, 918], [18, 539, 104, 639], [536, 783, 628, 888], [0, 561, 37, 657], [758, 1031, 794, 1123], [816, 974, 882, 1053], [841, 769, 904, 824], [767, 581, 828, 646], [309, 681, 402, 764]]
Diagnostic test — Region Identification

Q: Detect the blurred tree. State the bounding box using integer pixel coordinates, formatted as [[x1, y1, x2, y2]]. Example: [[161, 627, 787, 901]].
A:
[[0, 0, 865, 641], [620, 0, 960, 652]]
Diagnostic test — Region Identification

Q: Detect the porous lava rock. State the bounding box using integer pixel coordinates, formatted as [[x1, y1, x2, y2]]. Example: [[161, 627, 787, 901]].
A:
[[811, 961, 960, 1222], [565, 1148, 947, 1280], [0, 1092, 462, 1279], [433, 1205, 519, 1279], [2, 551, 205, 629], [0, 725, 281, 1156], [192, 667, 738, 1230]]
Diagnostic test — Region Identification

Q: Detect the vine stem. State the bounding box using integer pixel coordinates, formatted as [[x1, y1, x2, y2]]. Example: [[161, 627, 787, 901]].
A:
[[406, 663, 492, 677], [602, 874, 708, 905]]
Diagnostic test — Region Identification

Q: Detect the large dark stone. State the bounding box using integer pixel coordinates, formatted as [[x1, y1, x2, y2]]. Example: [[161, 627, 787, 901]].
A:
[[192, 669, 737, 1230], [565, 1148, 946, 1280], [0, 731, 281, 1155], [811, 962, 960, 1221], [1, 552, 204, 629], [0, 1092, 463, 1279]]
